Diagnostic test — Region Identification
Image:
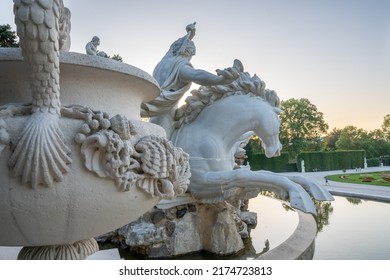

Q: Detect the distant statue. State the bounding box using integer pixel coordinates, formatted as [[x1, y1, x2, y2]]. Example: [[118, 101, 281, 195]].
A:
[[85, 36, 107, 57], [141, 22, 243, 137]]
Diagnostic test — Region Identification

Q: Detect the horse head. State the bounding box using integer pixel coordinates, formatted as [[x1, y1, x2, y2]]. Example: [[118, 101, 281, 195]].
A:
[[254, 105, 283, 158], [174, 66, 283, 159]]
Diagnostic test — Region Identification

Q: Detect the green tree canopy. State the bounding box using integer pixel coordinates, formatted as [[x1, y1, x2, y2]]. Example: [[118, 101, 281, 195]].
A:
[[382, 114, 390, 141], [279, 98, 329, 158], [335, 126, 366, 150], [323, 128, 341, 150], [0, 24, 19, 47], [335, 125, 390, 158]]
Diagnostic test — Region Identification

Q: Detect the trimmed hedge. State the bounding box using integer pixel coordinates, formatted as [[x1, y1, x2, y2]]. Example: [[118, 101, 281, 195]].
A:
[[366, 158, 380, 167], [297, 150, 366, 172], [246, 150, 368, 172], [381, 157, 390, 166], [246, 152, 297, 172]]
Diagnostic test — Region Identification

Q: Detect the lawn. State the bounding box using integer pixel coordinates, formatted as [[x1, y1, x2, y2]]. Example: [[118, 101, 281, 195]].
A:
[[326, 171, 390, 187]]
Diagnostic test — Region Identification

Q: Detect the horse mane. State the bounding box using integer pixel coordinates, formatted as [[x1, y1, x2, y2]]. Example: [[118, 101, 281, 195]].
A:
[[174, 71, 280, 128]]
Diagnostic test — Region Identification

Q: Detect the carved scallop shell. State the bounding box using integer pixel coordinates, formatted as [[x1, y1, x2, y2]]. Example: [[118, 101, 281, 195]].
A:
[[8, 114, 72, 188]]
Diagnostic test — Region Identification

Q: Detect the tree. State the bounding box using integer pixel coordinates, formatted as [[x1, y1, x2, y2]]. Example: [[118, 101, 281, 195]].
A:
[[367, 129, 390, 158], [382, 114, 390, 141], [279, 98, 329, 158], [335, 126, 390, 158], [335, 126, 366, 150], [0, 24, 19, 47], [323, 128, 341, 150]]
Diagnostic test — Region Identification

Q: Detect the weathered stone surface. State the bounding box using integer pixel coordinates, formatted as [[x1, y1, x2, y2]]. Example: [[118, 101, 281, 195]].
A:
[[170, 212, 202, 256], [95, 231, 116, 243], [202, 203, 244, 255], [187, 203, 197, 212], [151, 211, 165, 224], [176, 208, 187, 219], [119, 223, 166, 247], [240, 211, 257, 225], [238, 222, 249, 239], [165, 221, 176, 237], [117, 201, 249, 257]]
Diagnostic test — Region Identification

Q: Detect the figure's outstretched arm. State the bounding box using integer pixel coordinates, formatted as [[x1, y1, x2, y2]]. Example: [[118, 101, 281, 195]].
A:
[[179, 59, 243, 86], [179, 65, 233, 85]]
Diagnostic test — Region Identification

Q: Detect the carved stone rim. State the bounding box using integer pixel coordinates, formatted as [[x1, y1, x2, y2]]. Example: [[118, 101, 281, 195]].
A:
[[0, 48, 160, 92]]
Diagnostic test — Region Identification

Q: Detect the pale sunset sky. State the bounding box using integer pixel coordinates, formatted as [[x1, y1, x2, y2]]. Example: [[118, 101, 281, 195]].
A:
[[1, 0, 389, 132]]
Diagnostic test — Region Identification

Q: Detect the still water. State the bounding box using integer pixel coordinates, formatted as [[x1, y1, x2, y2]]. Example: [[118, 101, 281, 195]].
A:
[[117, 194, 390, 259], [247, 195, 298, 253], [312, 196, 390, 259], [248, 195, 390, 260]]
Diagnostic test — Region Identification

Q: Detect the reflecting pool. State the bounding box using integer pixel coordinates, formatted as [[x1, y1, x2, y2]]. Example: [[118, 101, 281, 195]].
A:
[[247, 195, 299, 253], [248, 194, 390, 259], [313, 196, 390, 259]]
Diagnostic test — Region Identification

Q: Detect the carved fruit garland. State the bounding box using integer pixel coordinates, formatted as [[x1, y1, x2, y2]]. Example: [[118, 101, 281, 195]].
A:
[[73, 111, 190, 198]]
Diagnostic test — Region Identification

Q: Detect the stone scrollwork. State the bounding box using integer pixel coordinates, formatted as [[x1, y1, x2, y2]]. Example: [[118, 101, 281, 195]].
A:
[[65, 106, 190, 199]]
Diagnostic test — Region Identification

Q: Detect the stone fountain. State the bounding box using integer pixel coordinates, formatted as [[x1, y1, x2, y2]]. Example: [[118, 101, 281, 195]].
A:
[[0, 0, 190, 259], [1, 1, 333, 260], [99, 22, 334, 258]]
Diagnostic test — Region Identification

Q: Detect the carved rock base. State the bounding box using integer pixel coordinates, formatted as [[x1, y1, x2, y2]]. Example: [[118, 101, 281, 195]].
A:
[[105, 201, 254, 258], [17, 238, 99, 260]]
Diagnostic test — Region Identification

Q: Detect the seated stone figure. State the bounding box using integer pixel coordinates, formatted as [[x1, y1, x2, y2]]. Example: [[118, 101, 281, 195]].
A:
[[141, 23, 242, 137], [85, 36, 107, 57]]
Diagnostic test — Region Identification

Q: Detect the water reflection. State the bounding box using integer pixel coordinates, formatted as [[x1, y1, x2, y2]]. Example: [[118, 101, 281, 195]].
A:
[[247, 194, 299, 254], [251, 194, 390, 259], [313, 196, 390, 259], [345, 197, 363, 205], [314, 200, 333, 232]]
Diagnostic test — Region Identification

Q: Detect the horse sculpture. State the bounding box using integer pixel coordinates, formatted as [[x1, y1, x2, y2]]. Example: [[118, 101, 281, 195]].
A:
[[170, 68, 333, 215]]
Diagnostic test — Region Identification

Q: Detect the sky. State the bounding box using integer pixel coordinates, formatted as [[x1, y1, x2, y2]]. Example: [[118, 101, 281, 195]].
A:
[[1, 0, 389, 132]]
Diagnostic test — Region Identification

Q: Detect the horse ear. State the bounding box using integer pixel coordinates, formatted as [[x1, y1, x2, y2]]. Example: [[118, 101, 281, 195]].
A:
[[273, 107, 282, 115]]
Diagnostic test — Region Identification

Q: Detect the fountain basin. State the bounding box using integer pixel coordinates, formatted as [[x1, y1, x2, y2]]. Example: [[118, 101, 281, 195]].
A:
[[0, 48, 159, 119], [0, 49, 172, 247]]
